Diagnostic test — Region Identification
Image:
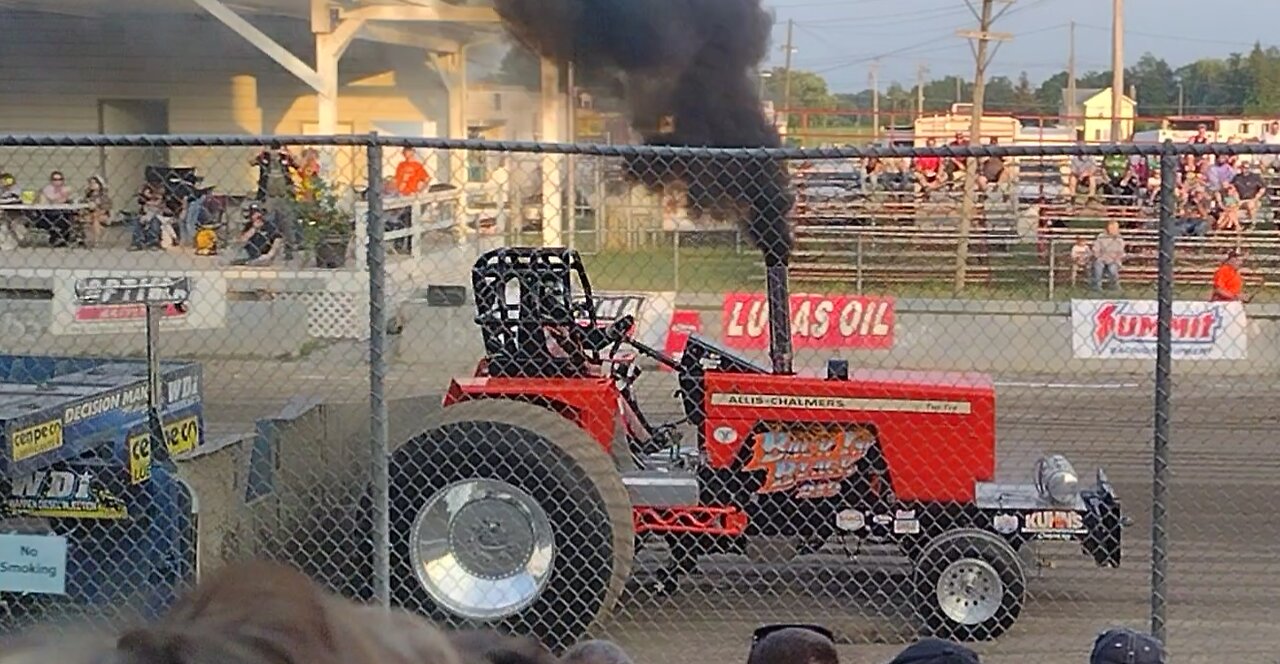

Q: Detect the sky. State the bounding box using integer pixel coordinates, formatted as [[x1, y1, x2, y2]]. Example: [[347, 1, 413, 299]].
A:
[[763, 0, 1280, 93]]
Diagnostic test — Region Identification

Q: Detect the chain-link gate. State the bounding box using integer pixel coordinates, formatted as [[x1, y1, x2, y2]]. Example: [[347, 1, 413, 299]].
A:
[[1, 134, 1277, 663]]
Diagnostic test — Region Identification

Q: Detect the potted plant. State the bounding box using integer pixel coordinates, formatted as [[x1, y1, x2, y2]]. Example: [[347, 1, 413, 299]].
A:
[[295, 179, 354, 268]]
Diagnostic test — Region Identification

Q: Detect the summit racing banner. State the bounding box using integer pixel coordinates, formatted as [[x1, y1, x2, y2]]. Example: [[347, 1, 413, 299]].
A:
[[722, 293, 895, 350], [1071, 299, 1248, 360]]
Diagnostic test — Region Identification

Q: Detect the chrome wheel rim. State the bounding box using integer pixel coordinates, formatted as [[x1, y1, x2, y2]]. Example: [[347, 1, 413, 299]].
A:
[[935, 558, 1003, 625], [410, 478, 555, 619]]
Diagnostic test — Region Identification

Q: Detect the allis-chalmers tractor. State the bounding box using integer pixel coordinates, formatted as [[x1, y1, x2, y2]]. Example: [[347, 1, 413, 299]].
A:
[[388, 247, 1123, 650]]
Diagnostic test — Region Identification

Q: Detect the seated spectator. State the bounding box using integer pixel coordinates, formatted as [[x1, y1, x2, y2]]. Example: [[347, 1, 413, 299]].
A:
[[80, 175, 111, 248], [0, 172, 21, 204], [128, 182, 170, 251], [1069, 148, 1098, 202], [945, 132, 970, 186], [1231, 161, 1266, 221], [863, 155, 882, 193], [1100, 152, 1137, 203], [225, 203, 284, 266], [914, 138, 945, 197], [886, 637, 980, 664], [1091, 220, 1125, 291], [1070, 236, 1092, 286], [1174, 185, 1210, 237], [1089, 627, 1165, 664], [36, 170, 71, 205], [560, 640, 634, 664], [1215, 182, 1243, 232], [747, 625, 838, 664], [976, 137, 1008, 198], [1205, 154, 1237, 195]]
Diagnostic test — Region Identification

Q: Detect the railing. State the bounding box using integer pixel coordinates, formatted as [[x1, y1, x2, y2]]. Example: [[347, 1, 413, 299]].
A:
[[351, 180, 508, 270], [791, 225, 1280, 296]]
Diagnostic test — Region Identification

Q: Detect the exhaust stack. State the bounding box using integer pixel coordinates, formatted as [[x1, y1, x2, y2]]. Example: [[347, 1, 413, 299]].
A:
[[765, 261, 793, 375]]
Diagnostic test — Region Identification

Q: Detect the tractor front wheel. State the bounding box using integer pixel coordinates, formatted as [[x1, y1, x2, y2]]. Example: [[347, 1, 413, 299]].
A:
[[912, 528, 1025, 642], [389, 399, 634, 652]]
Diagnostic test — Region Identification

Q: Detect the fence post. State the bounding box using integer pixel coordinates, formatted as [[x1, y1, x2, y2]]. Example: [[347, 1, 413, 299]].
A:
[[856, 234, 864, 295], [673, 230, 681, 293], [366, 133, 391, 609], [1047, 238, 1056, 300], [1151, 139, 1177, 643]]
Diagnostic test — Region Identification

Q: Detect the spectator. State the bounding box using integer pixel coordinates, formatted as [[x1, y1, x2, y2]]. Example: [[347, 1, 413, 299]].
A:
[[297, 147, 323, 201], [560, 640, 634, 664], [1211, 248, 1252, 302], [886, 637, 980, 664], [1071, 236, 1092, 286], [80, 175, 111, 248], [1174, 184, 1211, 237], [863, 155, 882, 193], [1091, 220, 1125, 291], [747, 625, 838, 664], [1215, 182, 1243, 232], [1205, 154, 1237, 195], [128, 182, 169, 251], [37, 170, 71, 205], [914, 138, 945, 197], [226, 203, 283, 266], [945, 132, 970, 186], [1231, 161, 1266, 221], [1100, 152, 1137, 203], [1089, 627, 1165, 664], [395, 146, 431, 196], [0, 172, 22, 203], [252, 141, 301, 259], [1069, 147, 1098, 202], [1262, 121, 1280, 171], [976, 137, 1007, 199], [1189, 123, 1211, 145]]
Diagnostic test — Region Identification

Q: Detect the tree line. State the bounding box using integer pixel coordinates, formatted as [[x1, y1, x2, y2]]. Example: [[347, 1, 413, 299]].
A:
[[765, 43, 1280, 123]]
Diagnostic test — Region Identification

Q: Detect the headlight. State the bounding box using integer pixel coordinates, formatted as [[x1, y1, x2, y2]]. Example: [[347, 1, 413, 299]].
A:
[[1034, 454, 1079, 505]]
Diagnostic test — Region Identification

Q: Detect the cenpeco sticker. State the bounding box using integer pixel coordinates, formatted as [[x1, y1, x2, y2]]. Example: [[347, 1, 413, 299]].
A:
[[10, 420, 64, 461], [164, 416, 200, 456], [127, 433, 152, 485]]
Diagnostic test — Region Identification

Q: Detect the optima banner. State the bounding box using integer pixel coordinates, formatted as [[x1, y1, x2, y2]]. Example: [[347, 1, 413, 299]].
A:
[[51, 272, 227, 335], [1071, 299, 1248, 360]]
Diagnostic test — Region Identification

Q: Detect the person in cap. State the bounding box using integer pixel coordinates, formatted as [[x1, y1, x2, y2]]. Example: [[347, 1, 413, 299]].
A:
[[1089, 627, 1165, 664], [1211, 248, 1253, 303], [885, 637, 980, 664]]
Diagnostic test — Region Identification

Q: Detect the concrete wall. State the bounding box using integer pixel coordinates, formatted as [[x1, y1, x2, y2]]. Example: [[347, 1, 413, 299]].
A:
[[0, 299, 310, 359], [175, 392, 444, 586], [395, 297, 1280, 377]]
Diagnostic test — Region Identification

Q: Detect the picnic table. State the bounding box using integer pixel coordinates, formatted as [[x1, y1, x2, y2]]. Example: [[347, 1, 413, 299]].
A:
[[0, 202, 91, 248]]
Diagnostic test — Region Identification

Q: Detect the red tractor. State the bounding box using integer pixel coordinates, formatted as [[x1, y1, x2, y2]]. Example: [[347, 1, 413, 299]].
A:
[[388, 247, 1123, 650]]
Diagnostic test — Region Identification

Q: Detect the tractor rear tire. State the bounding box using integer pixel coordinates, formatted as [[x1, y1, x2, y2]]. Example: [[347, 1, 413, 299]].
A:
[[389, 399, 634, 652], [912, 528, 1025, 642]]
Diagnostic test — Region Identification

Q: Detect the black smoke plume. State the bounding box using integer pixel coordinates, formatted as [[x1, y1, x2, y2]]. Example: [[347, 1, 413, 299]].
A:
[[494, 0, 795, 265]]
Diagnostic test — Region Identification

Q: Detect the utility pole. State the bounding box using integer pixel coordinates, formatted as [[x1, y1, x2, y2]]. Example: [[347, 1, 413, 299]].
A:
[[916, 63, 929, 118], [955, 0, 1014, 293], [782, 19, 795, 130], [870, 60, 881, 140], [955, 76, 962, 103], [1066, 20, 1077, 138], [1111, 0, 1125, 141]]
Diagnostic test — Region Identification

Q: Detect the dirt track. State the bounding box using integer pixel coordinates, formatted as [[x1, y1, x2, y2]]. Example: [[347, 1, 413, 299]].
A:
[[199, 352, 1280, 664]]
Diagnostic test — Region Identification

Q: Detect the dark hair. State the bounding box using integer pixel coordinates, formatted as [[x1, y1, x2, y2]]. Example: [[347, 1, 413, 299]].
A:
[[747, 626, 838, 664], [560, 640, 633, 664]]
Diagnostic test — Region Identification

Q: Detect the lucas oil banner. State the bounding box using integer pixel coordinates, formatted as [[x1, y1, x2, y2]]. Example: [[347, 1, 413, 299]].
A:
[[1071, 299, 1248, 360], [722, 293, 895, 350]]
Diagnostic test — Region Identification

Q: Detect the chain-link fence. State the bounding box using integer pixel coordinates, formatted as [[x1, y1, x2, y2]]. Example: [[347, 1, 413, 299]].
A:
[[0, 134, 1277, 663]]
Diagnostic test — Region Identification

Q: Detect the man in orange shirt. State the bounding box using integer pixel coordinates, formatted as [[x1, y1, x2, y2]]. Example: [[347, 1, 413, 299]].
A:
[[394, 147, 430, 196], [1211, 249, 1252, 302]]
